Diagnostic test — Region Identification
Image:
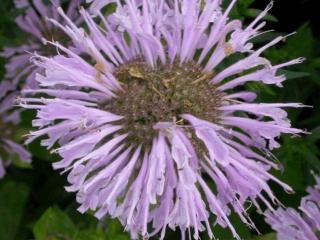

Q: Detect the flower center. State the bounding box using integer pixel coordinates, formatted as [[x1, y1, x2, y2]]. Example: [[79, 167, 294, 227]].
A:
[[105, 58, 222, 146]]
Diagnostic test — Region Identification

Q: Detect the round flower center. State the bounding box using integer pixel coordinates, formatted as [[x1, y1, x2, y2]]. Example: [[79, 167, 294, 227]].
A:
[[106, 58, 222, 146]]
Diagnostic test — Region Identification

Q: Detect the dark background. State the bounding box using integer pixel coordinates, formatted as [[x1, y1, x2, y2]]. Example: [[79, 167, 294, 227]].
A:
[[258, 0, 319, 36]]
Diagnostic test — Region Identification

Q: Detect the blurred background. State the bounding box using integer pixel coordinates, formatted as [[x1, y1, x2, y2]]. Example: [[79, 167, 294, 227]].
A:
[[0, 0, 319, 239]]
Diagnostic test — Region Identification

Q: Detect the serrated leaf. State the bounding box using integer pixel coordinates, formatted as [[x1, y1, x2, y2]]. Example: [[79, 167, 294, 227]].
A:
[[33, 206, 77, 240], [0, 181, 30, 240]]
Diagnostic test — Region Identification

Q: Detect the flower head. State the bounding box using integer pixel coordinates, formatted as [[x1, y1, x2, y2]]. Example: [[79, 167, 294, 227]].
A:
[[0, 0, 83, 178], [1, 0, 83, 89], [265, 175, 320, 240], [0, 81, 31, 178], [21, 0, 306, 239]]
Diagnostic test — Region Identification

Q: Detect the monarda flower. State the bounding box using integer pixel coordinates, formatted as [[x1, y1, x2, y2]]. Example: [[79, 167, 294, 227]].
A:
[[21, 0, 306, 239], [0, 0, 83, 89], [0, 1, 83, 177], [265, 175, 320, 240], [0, 80, 31, 178]]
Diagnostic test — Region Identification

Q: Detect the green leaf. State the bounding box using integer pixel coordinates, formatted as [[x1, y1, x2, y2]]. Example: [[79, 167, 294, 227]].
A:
[[33, 206, 77, 240], [310, 58, 320, 68], [274, 135, 320, 191], [308, 126, 320, 142], [253, 233, 277, 240], [266, 23, 314, 62], [251, 32, 283, 44], [278, 69, 310, 80], [202, 212, 252, 240], [106, 219, 130, 240], [238, 0, 255, 8], [0, 181, 30, 240], [73, 229, 106, 240], [247, 82, 276, 96], [285, 23, 314, 57]]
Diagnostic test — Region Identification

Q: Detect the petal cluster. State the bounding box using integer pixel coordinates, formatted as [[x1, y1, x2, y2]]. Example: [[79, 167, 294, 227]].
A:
[[1, 0, 83, 89], [0, 0, 83, 178], [0, 81, 31, 178], [265, 175, 320, 240], [20, 0, 306, 239]]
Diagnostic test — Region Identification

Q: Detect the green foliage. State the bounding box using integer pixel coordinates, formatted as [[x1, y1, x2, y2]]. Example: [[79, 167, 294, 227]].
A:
[[267, 23, 314, 61], [277, 69, 310, 80], [244, 8, 278, 22], [73, 229, 106, 240], [253, 233, 277, 240], [105, 219, 130, 240], [0, 181, 30, 240], [32, 207, 128, 240], [33, 207, 77, 240], [202, 213, 253, 240], [229, 0, 278, 22]]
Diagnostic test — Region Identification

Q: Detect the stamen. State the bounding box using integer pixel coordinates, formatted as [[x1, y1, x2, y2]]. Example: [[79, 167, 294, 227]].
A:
[[104, 58, 223, 146], [224, 42, 234, 56], [191, 71, 216, 85]]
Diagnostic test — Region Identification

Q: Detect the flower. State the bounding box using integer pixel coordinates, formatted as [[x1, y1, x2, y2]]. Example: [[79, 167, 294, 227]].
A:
[[0, 0, 83, 89], [265, 175, 320, 240], [0, 80, 31, 178], [0, 0, 83, 178], [21, 0, 306, 239]]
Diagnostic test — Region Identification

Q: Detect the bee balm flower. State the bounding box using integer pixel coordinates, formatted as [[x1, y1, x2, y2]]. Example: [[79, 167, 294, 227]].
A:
[[265, 175, 320, 240], [1, 0, 83, 89], [21, 0, 306, 239], [0, 0, 83, 178], [0, 81, 31, 178]]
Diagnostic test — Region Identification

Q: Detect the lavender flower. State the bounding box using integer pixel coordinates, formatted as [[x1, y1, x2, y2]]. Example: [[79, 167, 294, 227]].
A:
[[1, 0, 83, 89], [21, 0, 306, 239], [0, 1, 83, 178], [0, 81, 31, 178], [265, 175, 320, 240]]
